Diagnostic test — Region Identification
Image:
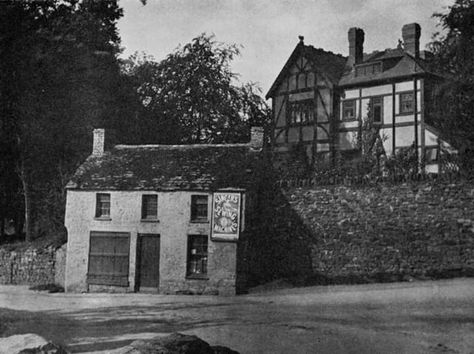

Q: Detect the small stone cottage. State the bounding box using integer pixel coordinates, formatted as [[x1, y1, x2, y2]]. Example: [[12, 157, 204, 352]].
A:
[[64, 127, 264, 295]]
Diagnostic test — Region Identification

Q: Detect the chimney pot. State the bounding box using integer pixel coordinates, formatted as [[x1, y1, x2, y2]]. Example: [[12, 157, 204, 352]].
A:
[[250, 126, 264, 150], [348, 27, 364, 66], [92, 128, 105, 156], [402, 23, 421, 58]]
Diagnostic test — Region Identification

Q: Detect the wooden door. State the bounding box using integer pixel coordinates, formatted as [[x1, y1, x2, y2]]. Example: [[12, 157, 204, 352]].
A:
[[88, 231, 130, 287], [137, 234, 160, 290]]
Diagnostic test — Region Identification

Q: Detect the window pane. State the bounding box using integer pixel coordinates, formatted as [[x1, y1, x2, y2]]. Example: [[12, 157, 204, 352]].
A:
[[400, 92, 414, 113], [191, 195, 208, 221], [295, 110, 301, 123], [307, 104, 314, 122], [142, 195, 157, 219], [373, 106, 382, 122], [425, 147, 439, 162], [343, 100, 356, 120], [187, 235, 208, 276], [372, 98, 383, 123], [96, 193, 110, 217], [289, 101, 314, 125]]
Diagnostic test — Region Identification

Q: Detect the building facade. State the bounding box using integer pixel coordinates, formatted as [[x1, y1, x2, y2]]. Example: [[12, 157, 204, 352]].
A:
[[266, 37, 346, 172], [64, 128, 263, 295], [267, 23, 452, 175]]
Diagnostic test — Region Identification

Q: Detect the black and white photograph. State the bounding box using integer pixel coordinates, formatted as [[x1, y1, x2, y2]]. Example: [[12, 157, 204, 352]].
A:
[[0, 0, 473, 353]]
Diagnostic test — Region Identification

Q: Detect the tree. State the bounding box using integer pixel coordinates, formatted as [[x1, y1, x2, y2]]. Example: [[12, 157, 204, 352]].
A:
[[429, 0, 474, 174], [122, 34, 271, 145], [0, 0, 124, 241]]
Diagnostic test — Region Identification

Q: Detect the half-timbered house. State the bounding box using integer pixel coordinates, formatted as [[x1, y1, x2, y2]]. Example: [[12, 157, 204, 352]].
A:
[[267, 23, 453, 175]]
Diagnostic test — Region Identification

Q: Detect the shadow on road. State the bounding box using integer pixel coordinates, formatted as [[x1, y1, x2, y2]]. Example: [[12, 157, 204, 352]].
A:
[[1, 303, 238, 353]]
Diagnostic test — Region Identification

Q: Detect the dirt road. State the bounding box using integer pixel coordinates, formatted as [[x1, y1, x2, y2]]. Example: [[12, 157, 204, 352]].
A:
[[0, 278, 473, 353]]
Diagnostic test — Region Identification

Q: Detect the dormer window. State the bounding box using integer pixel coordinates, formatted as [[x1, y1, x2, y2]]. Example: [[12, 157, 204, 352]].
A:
[[355, 62, 382, 77]]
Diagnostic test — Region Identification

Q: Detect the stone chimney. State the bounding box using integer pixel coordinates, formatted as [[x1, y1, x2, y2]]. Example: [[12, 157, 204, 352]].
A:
[[250, 126, 264, 150], [92, 128, 105, 156], [348, 27, 364, 66], [402, 23, 421, 58]]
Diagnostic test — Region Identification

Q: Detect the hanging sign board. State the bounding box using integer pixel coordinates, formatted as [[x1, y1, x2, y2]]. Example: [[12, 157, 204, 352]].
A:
[[211, 192, 241, 241]]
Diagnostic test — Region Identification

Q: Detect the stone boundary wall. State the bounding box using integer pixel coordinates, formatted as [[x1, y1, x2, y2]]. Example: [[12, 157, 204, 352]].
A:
[[284, 181, 474, 279], [0, 244, 66, 286]]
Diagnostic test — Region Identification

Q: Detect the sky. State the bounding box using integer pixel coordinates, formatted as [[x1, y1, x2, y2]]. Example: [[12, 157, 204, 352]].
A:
[[117, 0, 454, 97]]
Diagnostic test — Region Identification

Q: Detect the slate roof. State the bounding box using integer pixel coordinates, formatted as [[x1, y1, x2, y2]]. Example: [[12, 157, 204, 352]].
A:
[[266, 42, 347, 99], [363, 48, 405, 62], [66, 144, 261, 191], [339, 50, 439, 87]]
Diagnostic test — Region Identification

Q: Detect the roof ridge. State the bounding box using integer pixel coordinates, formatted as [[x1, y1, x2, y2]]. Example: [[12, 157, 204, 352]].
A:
[[306, 44, 346, 58]]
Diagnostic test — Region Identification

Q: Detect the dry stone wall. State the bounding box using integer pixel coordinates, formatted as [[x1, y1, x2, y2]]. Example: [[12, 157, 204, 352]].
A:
[[285, 181, 474, 280], [0, 244, 66, 286]]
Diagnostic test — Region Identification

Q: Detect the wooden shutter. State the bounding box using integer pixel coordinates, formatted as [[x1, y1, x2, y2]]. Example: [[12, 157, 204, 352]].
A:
[[87, 231, 130, 286]]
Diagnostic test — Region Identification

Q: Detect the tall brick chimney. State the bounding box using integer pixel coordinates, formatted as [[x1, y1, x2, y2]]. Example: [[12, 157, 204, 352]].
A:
[[92, 128, 105, 156], [250, 126, 264, 150], [348, 27, 364, 66], [402, 23, 421, 58]]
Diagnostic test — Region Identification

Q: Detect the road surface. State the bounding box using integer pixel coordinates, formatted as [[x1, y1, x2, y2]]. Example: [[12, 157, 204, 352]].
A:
[[0, 278, 473, 353]]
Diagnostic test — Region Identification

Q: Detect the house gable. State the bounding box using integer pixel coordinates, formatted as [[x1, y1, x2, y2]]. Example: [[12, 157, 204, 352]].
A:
[[267, 38, 346, 173]]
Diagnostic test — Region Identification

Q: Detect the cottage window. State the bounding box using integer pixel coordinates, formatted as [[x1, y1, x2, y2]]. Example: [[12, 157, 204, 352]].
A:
[[87, 231, 130, 286], [142, 195, 158, 220], [370, 97, 383, 123], [187, 235, 208, 277], [288, 100, 314, 125], [342, 99, 356, 120], [95, 193, 110, 218], [400, 92, 415, 114], [191, 195, 208, 222]]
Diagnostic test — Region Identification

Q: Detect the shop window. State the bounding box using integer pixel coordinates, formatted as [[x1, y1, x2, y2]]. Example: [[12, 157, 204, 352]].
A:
[[187, 235, 208, 278]]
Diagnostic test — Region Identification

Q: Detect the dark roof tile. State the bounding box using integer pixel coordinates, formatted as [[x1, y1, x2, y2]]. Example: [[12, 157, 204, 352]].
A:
[[339, 52, 437, 87], [67, 144, 261, 191], [266, 43, 346, 99]]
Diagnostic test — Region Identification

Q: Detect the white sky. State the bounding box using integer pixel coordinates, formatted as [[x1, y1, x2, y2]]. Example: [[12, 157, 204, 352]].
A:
[[117, 0, 454, 97]]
